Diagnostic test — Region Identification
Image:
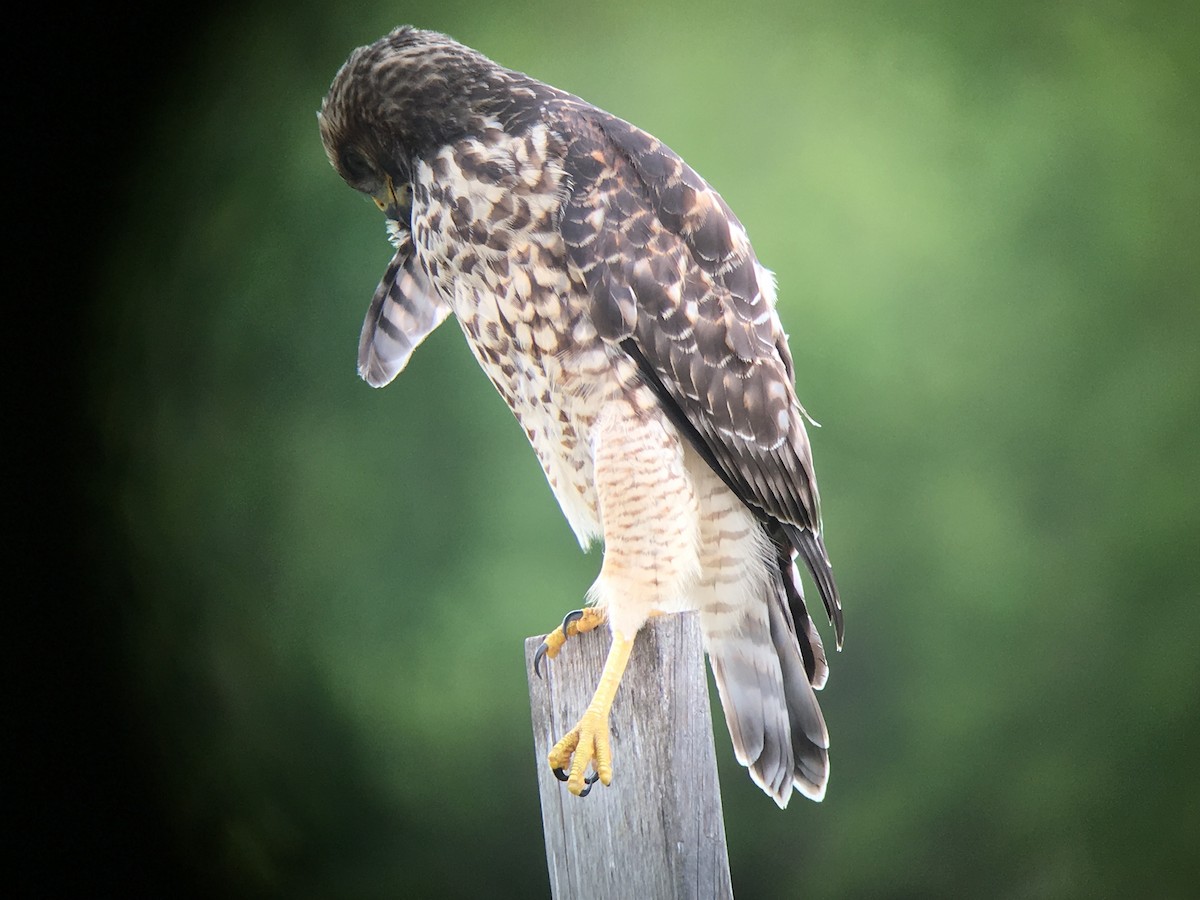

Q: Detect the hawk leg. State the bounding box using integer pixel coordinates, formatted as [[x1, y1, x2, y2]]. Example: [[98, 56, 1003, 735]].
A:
[[532, 607, 608, 678], [547, 629, 635, 796]]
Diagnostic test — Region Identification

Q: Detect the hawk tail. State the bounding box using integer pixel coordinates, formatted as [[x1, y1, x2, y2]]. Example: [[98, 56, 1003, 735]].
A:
[[706, 537, 831, 807], [770, 548, 831, 802]]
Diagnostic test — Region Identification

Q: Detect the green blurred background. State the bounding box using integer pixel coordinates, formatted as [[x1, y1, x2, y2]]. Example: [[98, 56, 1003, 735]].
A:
[[46, 0, 1200, 896]]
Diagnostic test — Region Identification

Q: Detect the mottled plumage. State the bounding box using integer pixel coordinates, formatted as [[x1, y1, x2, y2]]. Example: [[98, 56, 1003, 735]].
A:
[[320, 27, 843, 806]]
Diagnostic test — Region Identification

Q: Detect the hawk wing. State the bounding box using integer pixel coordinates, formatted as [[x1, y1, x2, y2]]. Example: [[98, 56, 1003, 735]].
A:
[[358, 232, 451, 387], [556, 109, 844, 646]]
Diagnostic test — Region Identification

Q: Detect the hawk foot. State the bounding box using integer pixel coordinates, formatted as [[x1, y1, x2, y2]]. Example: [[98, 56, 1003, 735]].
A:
[[548, 709, 613, 797], [544, 628, 635, 798], [532, 607, 607, 678]]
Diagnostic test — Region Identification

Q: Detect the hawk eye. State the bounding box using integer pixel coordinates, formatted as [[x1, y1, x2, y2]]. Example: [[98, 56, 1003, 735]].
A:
[[341, 148, 373, 183]]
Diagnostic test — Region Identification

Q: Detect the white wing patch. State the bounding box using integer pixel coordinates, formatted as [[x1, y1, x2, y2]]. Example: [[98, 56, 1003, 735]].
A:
[[358, 240, 451, 387]]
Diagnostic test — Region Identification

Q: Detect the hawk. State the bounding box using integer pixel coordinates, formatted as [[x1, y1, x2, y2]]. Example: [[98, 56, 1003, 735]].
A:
[[319, 27, 843, 807]]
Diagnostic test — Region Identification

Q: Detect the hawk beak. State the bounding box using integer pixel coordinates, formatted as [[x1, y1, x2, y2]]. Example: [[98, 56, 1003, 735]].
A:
[[373, 175, 411, 223]]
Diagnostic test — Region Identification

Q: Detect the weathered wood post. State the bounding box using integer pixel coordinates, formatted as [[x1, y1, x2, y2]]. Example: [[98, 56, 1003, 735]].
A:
[[525, 611, 733, 899]]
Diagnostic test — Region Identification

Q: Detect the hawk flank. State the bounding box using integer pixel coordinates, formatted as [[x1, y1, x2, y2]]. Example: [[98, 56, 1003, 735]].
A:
[[320, 27, 844, 807]]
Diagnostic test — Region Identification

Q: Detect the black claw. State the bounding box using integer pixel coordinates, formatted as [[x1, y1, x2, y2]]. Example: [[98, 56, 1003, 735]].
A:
[[553, 767, 600, 795], [534, 609, 588, 678], [533, 642, 549, 678], [559, 608, 585, 638]]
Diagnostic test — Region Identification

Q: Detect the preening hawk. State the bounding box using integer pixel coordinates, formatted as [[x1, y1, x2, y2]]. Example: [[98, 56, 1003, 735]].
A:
[[320, 27, 843, 807]]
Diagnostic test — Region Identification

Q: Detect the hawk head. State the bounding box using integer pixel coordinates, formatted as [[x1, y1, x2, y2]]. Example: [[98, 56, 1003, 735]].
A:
[[318, 26, 509, 217]]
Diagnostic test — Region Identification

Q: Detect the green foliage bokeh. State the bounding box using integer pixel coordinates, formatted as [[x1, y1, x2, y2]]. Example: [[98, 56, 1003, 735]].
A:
[[94, 1, 1199, 896]]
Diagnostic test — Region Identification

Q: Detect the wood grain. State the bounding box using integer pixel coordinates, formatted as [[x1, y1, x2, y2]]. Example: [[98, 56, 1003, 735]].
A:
[[526, 612, 733, 899]]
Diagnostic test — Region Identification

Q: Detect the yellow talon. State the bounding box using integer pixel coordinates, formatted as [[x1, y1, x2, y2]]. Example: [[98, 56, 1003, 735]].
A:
[[548, 709, 614, 795], [546, 629, 635, 796], [533, 607, 607, 676]]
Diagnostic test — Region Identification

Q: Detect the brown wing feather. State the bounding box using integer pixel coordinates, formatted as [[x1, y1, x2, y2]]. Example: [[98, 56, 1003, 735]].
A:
[[555, 107, 844, 645]]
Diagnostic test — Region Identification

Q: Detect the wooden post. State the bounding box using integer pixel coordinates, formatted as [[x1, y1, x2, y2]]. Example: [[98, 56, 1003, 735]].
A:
[[525, 611, 733, 900]]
